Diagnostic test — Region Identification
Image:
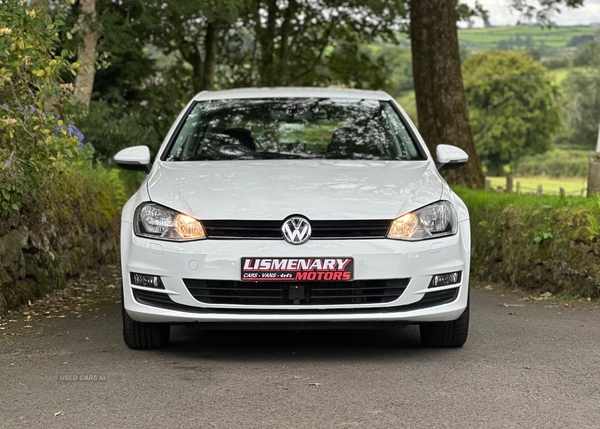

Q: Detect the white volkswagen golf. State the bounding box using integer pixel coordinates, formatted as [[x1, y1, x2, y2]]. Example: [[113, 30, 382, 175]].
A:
[[115, 87, 471, 349]]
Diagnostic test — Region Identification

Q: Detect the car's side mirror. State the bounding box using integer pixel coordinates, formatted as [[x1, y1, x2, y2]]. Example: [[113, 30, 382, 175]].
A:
[[436, 144, 468, 172], [114, 145, 152, 173]]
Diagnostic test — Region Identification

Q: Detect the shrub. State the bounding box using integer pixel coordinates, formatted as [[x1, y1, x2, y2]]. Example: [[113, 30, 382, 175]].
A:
[[573, 41, 600, 68], [0, 0, 127, 313], [563, 69, 600, 149], [75, 100, 161, 165], [0, 0, 127, 215], [567, 35, 594, 48], [515, 149, 591, 177], [542, 57, 570, 70], [0, 0, 84, 214]]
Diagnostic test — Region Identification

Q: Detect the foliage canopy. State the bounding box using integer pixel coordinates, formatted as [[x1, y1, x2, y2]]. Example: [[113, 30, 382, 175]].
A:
[[563, 68, 600, 148], [463, 50, 562, 175], [71, 0, 410, 163]]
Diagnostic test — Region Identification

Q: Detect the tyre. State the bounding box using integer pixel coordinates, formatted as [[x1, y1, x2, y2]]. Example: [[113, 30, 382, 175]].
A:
[[419, 300, 469, 348], [122, 304, 170, 349]]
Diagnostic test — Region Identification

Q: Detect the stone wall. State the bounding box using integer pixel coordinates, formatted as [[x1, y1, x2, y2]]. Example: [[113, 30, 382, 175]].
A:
[[0, 167, 124, 315], [460, 189, 600, 298], [0, 210, 119, 314]]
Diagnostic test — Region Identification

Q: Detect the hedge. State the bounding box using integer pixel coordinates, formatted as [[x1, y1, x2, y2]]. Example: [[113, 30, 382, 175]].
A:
[[456, 187, 600, 298]]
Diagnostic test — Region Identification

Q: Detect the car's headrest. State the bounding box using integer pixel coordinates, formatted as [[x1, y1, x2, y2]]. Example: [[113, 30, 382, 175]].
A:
[[327, 127, 362, 155], [221, 128, 256, 151]]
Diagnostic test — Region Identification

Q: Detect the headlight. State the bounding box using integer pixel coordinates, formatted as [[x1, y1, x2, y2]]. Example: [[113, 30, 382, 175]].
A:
[[134, 203, 206, 241], [387, 201, 457, 241]]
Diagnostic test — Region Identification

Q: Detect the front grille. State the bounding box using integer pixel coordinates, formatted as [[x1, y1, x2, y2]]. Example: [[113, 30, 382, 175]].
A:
[[184, 278, 410, 305], [133, 284, 459, 315], [202, 219, 391, 240]]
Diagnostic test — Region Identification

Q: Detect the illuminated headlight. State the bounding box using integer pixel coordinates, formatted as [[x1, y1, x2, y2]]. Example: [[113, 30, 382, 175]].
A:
[[387, 201, 457, 241], [134, 203, 206, 241]]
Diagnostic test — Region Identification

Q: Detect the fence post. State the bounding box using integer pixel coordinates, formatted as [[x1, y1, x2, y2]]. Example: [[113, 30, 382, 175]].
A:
[[485, 179, 491, 190], [588, 153, 600, 196], [537, 185, 543, 196], [560, 187, 565, 196], [516, 182, 521, 194], [506, 174, 513, 193]]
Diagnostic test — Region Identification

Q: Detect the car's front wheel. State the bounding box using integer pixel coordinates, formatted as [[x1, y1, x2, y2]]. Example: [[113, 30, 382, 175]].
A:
[[122, 305, 170, 349], [419, 299, 469, 348]]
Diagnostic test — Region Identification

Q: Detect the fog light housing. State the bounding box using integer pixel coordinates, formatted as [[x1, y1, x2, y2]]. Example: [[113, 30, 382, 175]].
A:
[[131, 273, 164, 289], [429, 271, 461, 288]]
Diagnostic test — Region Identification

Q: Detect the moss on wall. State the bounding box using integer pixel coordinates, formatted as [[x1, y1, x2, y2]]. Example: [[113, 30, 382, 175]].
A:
[[0, 167, 125, 314]]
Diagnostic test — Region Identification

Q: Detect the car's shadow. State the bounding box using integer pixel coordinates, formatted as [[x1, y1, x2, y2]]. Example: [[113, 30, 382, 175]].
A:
[[158, 325, 458, 362]]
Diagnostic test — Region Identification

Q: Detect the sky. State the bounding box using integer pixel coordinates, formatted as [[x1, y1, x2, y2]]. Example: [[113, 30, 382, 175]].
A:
[[461, 0, 600, 27]]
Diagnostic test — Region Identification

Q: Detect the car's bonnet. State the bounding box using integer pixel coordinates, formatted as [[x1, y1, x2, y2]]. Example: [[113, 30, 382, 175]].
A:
[[146, 160, 444, 220]]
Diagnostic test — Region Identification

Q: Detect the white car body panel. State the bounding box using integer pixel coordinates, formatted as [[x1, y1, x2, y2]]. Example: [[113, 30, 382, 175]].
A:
[[146, 160, 444, 220]]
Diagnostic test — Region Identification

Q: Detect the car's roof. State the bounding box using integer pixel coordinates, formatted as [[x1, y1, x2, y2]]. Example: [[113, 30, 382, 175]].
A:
[[193, 87, 392, 101]]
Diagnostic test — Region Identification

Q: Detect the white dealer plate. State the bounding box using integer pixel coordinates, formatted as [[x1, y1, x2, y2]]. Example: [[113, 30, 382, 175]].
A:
[[241, 257, 354, 282]]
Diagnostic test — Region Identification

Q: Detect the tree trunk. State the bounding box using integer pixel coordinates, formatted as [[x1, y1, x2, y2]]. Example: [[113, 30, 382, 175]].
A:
[[188, 43, 204, 94], [279, 0, 296, 85], [73, 0, 101, 109], [182, 23, 220, 93], [588, 154, 600, 196], [202, 22, 218, 91], [259, 0, 278, 86], [409, 0, 485, 189]]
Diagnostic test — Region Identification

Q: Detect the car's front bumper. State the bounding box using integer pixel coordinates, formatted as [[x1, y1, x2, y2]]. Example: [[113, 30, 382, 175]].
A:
[[120, 220, 470, 325]]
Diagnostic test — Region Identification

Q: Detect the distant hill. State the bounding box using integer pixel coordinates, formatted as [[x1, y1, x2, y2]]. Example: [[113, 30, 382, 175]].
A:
[[458, 25, 599, 56]]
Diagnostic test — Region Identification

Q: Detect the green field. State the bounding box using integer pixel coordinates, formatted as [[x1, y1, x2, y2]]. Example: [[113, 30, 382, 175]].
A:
[[549, 67, 571, 85], [487, 176, 588, 196], [548, 66, 598, 86], [397, 25, 599, 51], [458, 25, 598, 50]]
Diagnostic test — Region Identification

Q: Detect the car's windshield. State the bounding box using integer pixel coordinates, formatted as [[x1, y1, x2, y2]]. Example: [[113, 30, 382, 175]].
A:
[[165, 98, 423, 161]]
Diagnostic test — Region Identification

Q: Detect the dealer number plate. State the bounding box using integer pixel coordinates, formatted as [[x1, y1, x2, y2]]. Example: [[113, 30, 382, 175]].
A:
[[241, 257, 354, 282]]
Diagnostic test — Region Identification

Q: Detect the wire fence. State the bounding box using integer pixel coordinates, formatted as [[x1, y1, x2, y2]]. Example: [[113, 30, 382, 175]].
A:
[[485, 178, 588, 197]]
